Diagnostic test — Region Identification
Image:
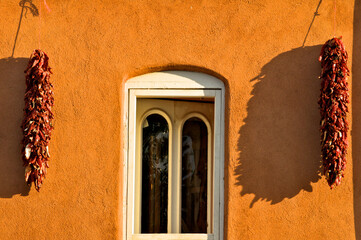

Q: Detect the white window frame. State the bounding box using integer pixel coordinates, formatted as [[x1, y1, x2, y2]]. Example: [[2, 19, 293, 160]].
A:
[[122, 71, 225, 240]]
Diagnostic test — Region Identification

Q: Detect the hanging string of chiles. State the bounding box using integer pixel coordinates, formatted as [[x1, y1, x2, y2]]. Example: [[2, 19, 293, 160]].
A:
[[22, 49, 53, 191], [318, 37, 349, 188]]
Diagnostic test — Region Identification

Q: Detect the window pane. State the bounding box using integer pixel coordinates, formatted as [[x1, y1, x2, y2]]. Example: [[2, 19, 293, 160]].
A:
[[181, 117, 208, 233], [141, 114, 169, 233]]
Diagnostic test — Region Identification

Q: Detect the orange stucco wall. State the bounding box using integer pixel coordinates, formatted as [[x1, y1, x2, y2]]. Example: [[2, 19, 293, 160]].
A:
[[0, 0, 358, 239]]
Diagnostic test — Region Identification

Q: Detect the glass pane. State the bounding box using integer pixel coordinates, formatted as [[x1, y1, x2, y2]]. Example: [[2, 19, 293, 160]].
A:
[[181, 117, 208, 233], [141, 114, 169, 233]]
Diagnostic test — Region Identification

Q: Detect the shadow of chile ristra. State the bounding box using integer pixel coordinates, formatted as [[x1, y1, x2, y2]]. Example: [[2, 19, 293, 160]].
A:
[[234, 46, 323, 207], [0, 57, 30, 197]]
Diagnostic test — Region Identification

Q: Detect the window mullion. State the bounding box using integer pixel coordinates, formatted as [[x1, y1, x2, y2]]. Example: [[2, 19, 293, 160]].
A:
[[176, 119, 182, 233], [168, 123, 174, 233], [168, 117, 181, 233]]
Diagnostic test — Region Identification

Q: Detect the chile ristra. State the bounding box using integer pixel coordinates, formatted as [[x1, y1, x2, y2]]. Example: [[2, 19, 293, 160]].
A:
[[22, 49, 54, 191], [318, 37, 349, 189]]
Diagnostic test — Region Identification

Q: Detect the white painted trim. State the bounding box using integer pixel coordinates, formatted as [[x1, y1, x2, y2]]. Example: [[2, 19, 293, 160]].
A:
[[132, 234, 214, 240], [122, 82, 129, 240], [131, 89, 217, 98], [213, 90, 222, 239], [219, 90, 225, 240], [123, 71, 225, 240]]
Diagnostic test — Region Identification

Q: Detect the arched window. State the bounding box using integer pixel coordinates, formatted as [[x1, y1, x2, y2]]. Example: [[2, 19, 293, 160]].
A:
[[124, 71, 225, 240]]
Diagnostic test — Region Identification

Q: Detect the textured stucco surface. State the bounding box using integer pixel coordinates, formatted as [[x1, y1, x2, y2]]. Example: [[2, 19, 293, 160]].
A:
[[0, 0, 357, 239]]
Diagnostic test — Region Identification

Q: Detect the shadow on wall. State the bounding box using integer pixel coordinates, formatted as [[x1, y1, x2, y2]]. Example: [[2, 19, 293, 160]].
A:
[[353, 0, 361, 238], [235, 46, 322, 207], [0, 58, 30, 198]]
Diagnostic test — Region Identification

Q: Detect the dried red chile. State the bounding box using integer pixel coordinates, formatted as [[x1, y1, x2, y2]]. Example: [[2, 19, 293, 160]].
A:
[[319, 37, 349, 188], [22, 49, 53, 191]]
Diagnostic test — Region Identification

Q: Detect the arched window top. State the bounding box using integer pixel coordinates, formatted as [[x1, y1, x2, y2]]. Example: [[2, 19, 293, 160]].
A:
[[180, 113, 212, 137], [125, 71, 225, 90], [140, 109, 172, 132]]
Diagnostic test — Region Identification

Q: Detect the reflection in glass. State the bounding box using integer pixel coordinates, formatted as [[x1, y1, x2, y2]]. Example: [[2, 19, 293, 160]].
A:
[[141, 114, 169, 233], [181, 117, 208, 233]]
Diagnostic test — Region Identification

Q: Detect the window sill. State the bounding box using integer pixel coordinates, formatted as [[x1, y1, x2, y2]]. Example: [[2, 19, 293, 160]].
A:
[[131, 234, 214, 240]]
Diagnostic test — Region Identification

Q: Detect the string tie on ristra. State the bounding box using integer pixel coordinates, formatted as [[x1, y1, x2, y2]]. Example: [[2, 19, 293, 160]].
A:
[[38, 0, 51, 49], [43, 0, 51, 12], [333, 0, 337, 37]]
